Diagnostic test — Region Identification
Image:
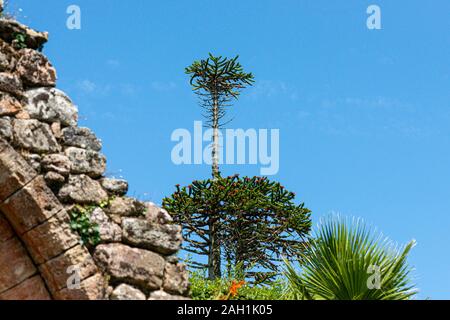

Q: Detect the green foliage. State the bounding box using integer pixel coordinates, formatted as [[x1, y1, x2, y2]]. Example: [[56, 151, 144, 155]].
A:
[[189, 271, 229, 300], [284, 216, 417, 300], [186, 53, 254, 99], [163, 175, 312, 282], [236, 280, 294, 300], [189, 270, 293, 301], [13, 32, 27, 49], [68, 198, 114, 248], [69, 205, 100, 247]]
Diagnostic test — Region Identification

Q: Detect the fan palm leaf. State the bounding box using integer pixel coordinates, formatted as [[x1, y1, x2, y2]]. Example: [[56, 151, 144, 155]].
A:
[[284, 216, 417, 300]]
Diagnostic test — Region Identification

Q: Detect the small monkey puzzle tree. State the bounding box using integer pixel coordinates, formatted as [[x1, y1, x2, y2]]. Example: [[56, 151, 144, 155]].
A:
[[163, 175, 312, 283]]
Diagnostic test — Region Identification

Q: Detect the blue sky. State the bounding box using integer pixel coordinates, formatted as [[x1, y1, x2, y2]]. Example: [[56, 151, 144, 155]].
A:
[[14, 0, 450, 299]]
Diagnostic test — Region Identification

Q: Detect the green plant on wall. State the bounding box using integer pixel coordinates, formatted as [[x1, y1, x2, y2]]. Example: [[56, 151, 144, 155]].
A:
[[13, 32, 27, 49], [69, 205, 101, 247], [68, 198, 114, 247]]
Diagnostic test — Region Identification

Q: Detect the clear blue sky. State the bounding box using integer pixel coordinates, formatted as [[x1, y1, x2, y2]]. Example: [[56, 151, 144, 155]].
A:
[[15, 0, 450, 299]]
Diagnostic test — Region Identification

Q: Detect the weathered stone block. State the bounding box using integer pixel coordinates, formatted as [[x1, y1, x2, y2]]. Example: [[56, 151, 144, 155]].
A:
[[0, 138, 37, 202], [39, 245, 98, 293], [0, 213, 13, 242], [44, 171, 66, 190], [0, 116, 12, 141], [61, 126, 101, 151], [0, 175, 63, 234], [163, 263, 190, 296], [16, 49, 56, 87], [122, 218, 182, 255], [13, 119, 60, 153], [0, 92, 21, 116], [0, 39, 18, 72], [0, 72, 23, 97], [110, 284, 146, 300], [94, 243, 165, 291], [90, 208, 122, 243], [0, 275, 51, 300], [54, 273, 106, 300], [65, 147, 106, 178], [0, 19, 48, 51], [41, 154, 70, 176], [22, 210, 79, 264], [0, 237, 37, 293], [107, 197, 146, 217], [58, 174, 108, 205], [146, 202, 173, 224], [24, 88, 78, 127], [100, 178, 128, 196], [148, 290, 190, 301]]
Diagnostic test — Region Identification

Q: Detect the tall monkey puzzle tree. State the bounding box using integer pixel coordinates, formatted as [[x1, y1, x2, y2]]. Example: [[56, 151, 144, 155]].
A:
[[184, 54, 254, 279], [165, 54, 312, 282], [185, 54, 255, 179]]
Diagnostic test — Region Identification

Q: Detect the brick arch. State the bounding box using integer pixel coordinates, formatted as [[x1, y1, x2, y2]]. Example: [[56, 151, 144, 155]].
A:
[[0, 138, 105, 300]]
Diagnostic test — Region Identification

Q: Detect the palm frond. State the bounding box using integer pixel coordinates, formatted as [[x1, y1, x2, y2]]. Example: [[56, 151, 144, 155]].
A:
[[284, 215, 417, 300]]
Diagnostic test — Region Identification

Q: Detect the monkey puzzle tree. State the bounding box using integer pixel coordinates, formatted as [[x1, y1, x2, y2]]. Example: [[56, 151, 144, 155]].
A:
[[164, 54, 312, 281], [185, 54, 255, 179], [163, 175, 312, 282], [183, 54, 254, 279]]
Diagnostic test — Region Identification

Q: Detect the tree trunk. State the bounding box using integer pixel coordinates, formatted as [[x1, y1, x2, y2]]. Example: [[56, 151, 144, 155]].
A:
[[211, 94, 220, 180], [208, 217, 222, 280], [208, 92, 221, 280]]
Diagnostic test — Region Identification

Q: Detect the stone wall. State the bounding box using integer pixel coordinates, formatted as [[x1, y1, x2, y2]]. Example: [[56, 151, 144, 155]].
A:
[[0, 16, 189, 300]]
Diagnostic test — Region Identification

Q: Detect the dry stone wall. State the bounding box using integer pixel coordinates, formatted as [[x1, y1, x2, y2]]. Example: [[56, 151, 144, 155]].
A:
[[0, 15, 189, 300]]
